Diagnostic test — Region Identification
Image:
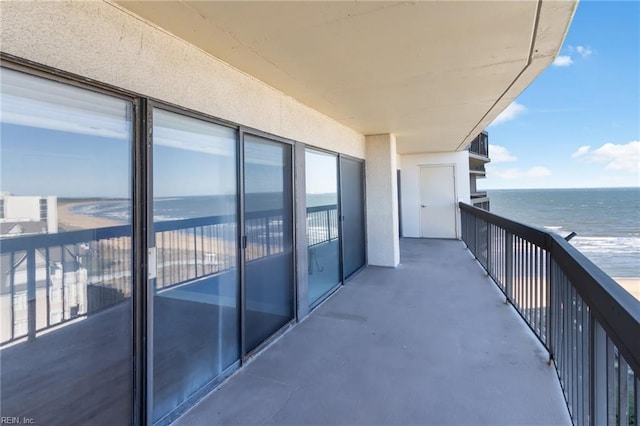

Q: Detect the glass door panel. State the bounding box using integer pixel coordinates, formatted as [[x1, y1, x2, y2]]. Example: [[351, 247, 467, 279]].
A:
[[340, 157, 366, 279], [0, 68, 133, 424], [243, 134, 294, 353], [305, 149, 340, 306], [151, 109, 239, 422]]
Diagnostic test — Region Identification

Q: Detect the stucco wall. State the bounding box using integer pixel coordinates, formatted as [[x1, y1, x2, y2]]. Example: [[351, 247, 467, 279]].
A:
[[0, 1, 365, 158], [365, 134, 399, 267], [399, 151, 470, 238]]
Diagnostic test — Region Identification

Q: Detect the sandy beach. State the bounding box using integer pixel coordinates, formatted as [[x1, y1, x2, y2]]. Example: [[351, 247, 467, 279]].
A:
[[59, 202, 639, 301], [614, 278, 640, 301], [57, 200, 126, 231]]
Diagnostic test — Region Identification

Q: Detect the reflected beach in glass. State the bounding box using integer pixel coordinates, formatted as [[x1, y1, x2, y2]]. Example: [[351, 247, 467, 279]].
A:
[[0, 68, 133, 424], [305, 149, 340, 306], [151, 108, 239, 422]]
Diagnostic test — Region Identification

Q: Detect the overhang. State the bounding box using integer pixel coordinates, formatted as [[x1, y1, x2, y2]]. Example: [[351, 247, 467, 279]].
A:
[[115, 1, 577, 154]]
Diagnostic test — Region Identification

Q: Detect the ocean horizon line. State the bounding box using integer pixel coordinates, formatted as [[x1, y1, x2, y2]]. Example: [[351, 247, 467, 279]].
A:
[[483, 186, 639, 192]]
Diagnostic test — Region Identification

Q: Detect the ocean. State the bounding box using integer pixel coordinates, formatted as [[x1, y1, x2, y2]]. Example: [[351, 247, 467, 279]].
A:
[[69, 193, 337, 223], [487, 187, 640, 278], [68, 188, 640, 278]]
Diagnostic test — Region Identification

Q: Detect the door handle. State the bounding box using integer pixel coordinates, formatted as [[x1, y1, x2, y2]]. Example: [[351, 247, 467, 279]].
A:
[[421, 205, 427, 208]]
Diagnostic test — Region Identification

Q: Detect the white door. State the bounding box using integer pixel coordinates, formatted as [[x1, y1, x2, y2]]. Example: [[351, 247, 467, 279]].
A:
[[419, 165, 457, 238]]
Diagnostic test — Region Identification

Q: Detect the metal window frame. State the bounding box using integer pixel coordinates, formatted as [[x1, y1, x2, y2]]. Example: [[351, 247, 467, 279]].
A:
[[1, 52, 373, 426], [145, 100, 242, 426], [0, 54, 144, 426], [338, 154, 368, 281], [239, 126, 298, 361], [304, 146, 343, 310]]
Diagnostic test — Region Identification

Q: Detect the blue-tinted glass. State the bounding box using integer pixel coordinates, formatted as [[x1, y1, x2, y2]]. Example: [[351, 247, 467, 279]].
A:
[[0, 68, 133, 424], [306, 150, 340, 305], [243, 135, 294, 352], [340, 157, 366, 278], [152, 108, 239, 422]]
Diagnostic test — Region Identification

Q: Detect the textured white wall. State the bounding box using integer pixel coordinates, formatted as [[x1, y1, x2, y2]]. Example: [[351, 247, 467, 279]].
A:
[[4, 197, 41, 222], [365, 134, 399, 267], [0, 1, 365, 158], [399, 151, 470, 238]]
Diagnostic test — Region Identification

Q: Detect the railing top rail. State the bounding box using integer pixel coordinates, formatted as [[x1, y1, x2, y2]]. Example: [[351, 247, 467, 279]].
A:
[[459, 202, 548, 247], [0, 224, 132, 253], [547, 232, 640, 374], [1, 209, 287, 253], [460, 201, 640, 375], [306, 204, 338, 214]]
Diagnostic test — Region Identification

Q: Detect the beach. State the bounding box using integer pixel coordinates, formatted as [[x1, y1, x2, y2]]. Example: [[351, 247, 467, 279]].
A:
[[615, 278, 640, 301], [57, 200, 125, 231]]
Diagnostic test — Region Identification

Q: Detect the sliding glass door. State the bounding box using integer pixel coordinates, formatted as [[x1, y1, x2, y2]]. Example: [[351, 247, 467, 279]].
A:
[[242, 134, 294, 353], [340, 157, 366, 279], [0, 68, 133, 424], [305, 149, 341, 306], [2, 64, 357, 425], [151, 109, 239, 422]]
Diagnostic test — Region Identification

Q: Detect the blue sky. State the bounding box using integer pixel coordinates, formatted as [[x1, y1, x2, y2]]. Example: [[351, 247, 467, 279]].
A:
[[480, 0, 640, 190]]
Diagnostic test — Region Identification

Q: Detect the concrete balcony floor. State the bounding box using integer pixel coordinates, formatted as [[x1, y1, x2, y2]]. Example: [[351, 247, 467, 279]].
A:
[[176, 239, 571, 425]]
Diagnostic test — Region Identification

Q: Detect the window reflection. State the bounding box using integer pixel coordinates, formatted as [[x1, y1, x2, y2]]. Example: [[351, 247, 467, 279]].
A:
[[0, 68, 133, 424], [152, 109, 239, 422], [305, 150, 340, 305], [243, 135, 294, 352]]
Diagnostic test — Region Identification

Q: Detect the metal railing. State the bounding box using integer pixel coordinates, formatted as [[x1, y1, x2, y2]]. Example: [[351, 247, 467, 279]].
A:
[[1, 225, 133, 345], [306, 204, 339, 247], [1, 205, 339, 346], [468, 132, 489, 158], [460, 202, 639, 425], [153, 209, 287, 290]]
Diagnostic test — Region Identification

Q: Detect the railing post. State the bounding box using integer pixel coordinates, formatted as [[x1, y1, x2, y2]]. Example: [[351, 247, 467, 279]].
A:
[[326, 209, 332, 242], [486, 222, 492, 276], [265, 216, 271, 256], [26, 248, 36, 342], [193, 226, 198, 277], [473, 216, 478, 257], [505, 231, 513, 304], [546, 251, 553, 361], [9, 252, 16, 341], [460, 209, 465, 244], [635, 376, 639, 426], [590, 318, 607, 425]]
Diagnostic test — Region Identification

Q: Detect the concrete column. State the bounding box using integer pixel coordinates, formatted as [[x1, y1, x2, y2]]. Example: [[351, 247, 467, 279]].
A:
[[365, 134, 400, 267]]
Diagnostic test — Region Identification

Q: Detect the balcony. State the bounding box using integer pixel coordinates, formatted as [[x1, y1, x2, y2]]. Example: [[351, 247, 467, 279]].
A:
[[470, 191, 490, 210], [468, 132, 490, 168], [175, 237, 570, 424], [1, 205, 638, 425], [469, 165, 487, 176]]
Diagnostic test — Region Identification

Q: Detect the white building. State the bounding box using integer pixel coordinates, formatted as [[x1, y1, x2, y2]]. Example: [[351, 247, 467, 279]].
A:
[[0, 193, 58, 236]]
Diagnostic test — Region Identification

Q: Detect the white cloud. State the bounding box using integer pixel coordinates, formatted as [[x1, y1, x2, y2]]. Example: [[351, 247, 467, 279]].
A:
[[490, 102, 526, 126], [552, 55, 574, 67], [489, 145, 517, 163], [576, 46, 592, 58], [571, 145, 591, 158], [494, 166, 552, 180], [571, 141, 640, 173]]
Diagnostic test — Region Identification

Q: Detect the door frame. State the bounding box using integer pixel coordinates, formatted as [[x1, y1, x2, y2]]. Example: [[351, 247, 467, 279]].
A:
[[145, 100, 243, 425], [304, 146, 343, 310], [238, 126, 297, 361], [146, 102, 301, 421], [418, 164, 458, 239], [339, 154, 368, 282]]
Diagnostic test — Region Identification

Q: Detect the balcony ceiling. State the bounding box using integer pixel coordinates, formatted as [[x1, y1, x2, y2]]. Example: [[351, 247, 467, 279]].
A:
[[115, 1, 576, 154]]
